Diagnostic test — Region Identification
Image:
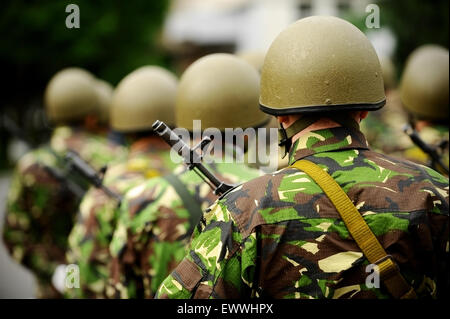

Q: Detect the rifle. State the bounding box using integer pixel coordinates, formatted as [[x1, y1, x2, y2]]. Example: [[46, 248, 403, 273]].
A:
[[152, 120, 236, 196], [403, 124, 449, 175], [64, 150, 123, 203], [2, 113, 122, 202]]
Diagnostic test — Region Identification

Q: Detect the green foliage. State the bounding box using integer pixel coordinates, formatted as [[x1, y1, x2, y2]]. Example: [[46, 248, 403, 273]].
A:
[[1, 0, 171, 169], [343, 0, 448, 75], [379, 0, 448, 71], [1, 0, 171, 95]]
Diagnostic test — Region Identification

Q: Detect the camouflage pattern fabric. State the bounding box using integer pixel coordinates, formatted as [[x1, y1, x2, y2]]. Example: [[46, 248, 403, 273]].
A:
[[65, 136, 177, 298], [360, 89, 448, 175], [50, 126, 127, 169], [156, 126, 449, 299], [107, 157, 262, 299], [3, 126, 127, 298], [361, 90, 412, 155], [402, 125, 449, 177]]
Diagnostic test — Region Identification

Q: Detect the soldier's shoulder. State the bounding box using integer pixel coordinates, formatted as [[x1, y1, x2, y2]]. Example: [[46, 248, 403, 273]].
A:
[[215, 162, 262, 183], [367, 149, 448, 184], [217, 167, 305, 236], [122, 176, 172, 210], [17, 146, 58, 173]]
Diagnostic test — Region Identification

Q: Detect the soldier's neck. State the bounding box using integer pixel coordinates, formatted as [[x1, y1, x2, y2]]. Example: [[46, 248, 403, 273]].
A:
[[290, 115, 363, 145], [290, 119, 341, 145]]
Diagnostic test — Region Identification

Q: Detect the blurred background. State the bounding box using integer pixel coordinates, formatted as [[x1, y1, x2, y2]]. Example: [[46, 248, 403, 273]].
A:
[[0, 0, 448, 298]]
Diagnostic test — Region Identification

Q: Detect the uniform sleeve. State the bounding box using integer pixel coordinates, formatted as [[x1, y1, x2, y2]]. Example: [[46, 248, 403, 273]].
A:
[[156, 198, 258, 299], [66, 187, 119, 298], [3, 161, 71, 287], [108, 176, 194, 298], [3, 168, 31, 265], [108, 177, 172, 298], [106, 191, 141, 299]]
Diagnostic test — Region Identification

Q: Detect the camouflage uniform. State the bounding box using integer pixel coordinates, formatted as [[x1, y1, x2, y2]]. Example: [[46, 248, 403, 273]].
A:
[[360, 89, 413, 156], [157, 126, 449, 299], [107, 157, 262, 299], [3, 126, 127, 298], [65, 136, 177, 298], [402, 125, 449, 176], [360, 91, 449, 173], [398, 45, 449, 176]]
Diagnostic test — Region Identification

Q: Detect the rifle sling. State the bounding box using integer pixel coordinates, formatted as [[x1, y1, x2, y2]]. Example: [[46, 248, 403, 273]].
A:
[[163, 173, 203, 238], [289, 159, 417, 299]]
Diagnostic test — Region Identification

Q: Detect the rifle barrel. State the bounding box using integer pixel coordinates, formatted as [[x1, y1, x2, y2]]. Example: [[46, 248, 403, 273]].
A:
[[153, 120, 235, 195]]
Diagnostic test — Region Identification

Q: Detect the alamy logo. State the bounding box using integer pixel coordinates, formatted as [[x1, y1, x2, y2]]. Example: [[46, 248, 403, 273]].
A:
[[65, 4, 80, 29], [169, 120, 279, 173], [365, 4, 380, 29], [52, 264, 80, 293], [65, 264, 80, 289], [365, 264, 380, 288]]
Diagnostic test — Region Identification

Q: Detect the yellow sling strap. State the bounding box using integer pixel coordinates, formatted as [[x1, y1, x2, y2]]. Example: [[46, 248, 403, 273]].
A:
[[290, 159, 417, 299]]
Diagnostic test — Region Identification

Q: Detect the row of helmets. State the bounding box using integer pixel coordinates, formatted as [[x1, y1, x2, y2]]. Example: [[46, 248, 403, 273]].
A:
[[44, 16, 449, 132]]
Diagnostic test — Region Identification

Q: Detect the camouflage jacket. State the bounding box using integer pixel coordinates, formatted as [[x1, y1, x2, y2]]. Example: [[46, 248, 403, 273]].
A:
[[156, 126, 449, 299], [360, 90, 449, 175], [360, 90, 412, 155], [401, 125, 449, 177], [3, 126, 127, 298], [65, 136, 177, 298], [107, 157, 262, 299]]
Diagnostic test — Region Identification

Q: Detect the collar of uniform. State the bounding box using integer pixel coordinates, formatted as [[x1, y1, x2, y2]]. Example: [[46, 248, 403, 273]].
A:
[[288, 126, 370, 165]]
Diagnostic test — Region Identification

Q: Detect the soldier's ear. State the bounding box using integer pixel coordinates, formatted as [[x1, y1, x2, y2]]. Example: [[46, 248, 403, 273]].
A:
[[360, 111, 369, 120], [351, 111, 369, 123], [277, 115, 302, 128], [277, 116, 289, 124]]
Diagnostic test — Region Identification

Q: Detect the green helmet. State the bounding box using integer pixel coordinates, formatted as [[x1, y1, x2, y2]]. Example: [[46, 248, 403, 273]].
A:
[[379, 56, 397, 90], [110, 66, 178, 132], [176, 53, 268, 131], [260, 16, 386, 116], [44, 67, 99, 124], [236, 51, 266, 73], [94, 79, 114, 125], [400, 45, 449, 122]]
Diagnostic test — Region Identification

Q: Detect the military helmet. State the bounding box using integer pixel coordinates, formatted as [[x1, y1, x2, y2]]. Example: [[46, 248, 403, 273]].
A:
[[236, 51, 266, 73], [379, 56, 397, 90], [110, 66, 178, 132], [176, 53, 268, 131], [400, 45, 449, 121], [44, 67, 99, 123], [94, 79, 114, 124], [260, 16, 386, 115]]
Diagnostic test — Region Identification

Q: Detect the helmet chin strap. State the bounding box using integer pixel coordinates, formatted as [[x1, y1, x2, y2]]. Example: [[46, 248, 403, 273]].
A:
[[278, 117, 318, 159], [278, 114, 360, 158]]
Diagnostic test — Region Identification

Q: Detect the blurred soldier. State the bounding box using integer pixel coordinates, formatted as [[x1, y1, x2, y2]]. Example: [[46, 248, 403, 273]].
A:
[[399, 45, 449, 176], [107, 54, 267, 299], [2, 68, 127, 298], [236, 50, 266, 73], [236, 51, 288, 171], [360, 56, 412, 156], [65, 66, 179, 298], [157, 17, 449, 299], [93, 79, 115, 130]]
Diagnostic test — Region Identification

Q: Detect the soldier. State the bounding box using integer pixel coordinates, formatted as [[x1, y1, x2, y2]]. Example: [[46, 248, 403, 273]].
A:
[[2, 67, 127, 298], [65, 66, 179, 298], [156, 16, 449, 299], [399, 45, 449, 176], [360, 56, 412, 156], [93, 79, 115, 131], [235, 51, 288, 171], [236, 51, 266, 74], [107, 53, 268, 298]]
